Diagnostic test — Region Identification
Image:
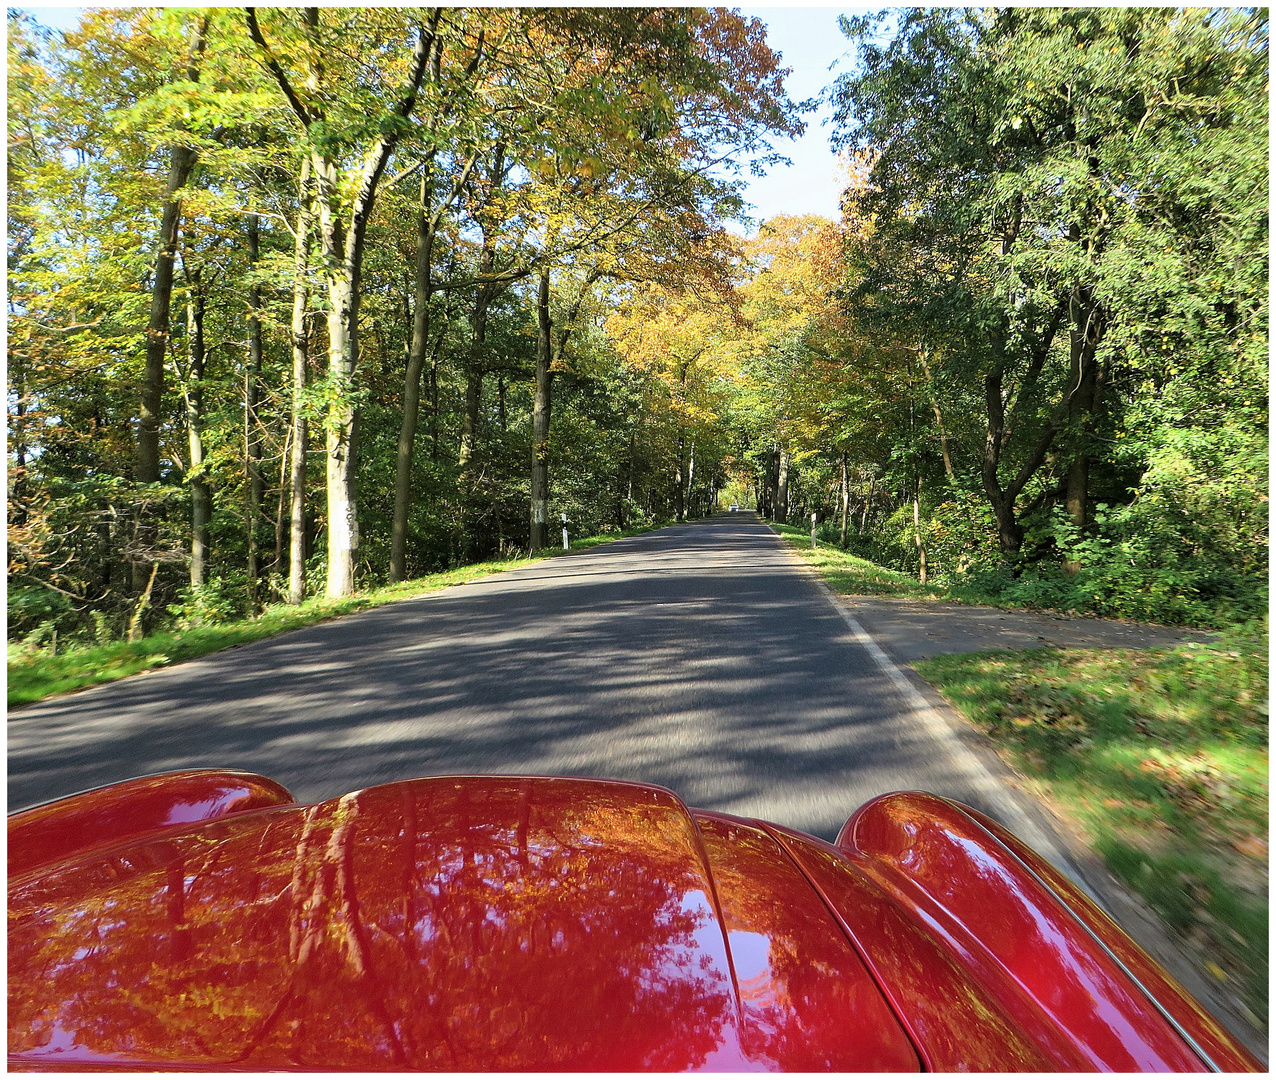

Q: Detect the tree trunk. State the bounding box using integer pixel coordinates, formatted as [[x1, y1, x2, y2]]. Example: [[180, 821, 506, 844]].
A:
[[323, 269, 360, 598], [272, 424, 289, 585], [136, 41, 204, 488], [309, 151, 361, 599], [913, 476, 927, 585], [245, 212, 265, 610], [776, 448, 790, 524], [839, 453, 849, 547], [685, 439, 696, 518], [917, 351, 953, 480], [287, 162, 312, 605], [137, 167, 183, 489], [184, 285, 210, 588], [245, 7, 433, 599], [624, 429, 636, 518], [127, 562, 159, 642], [134, 19, 207, 594], [458, 367, 483, 472], [530, 270, 552, 552], [1065, 286, 1103, 529], [757, 463, 765, 518], [458, 242, 496, 480], [390, 168, 434, 582], [457, 147, 505, 473], [675, 431, 686, 522]]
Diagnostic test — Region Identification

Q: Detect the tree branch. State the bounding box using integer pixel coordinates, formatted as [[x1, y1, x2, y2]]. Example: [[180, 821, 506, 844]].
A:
[[244, 9, 313, 128]]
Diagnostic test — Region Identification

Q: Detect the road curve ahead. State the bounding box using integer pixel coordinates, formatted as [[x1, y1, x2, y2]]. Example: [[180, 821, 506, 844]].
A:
[[9, 514, 1055, 848]]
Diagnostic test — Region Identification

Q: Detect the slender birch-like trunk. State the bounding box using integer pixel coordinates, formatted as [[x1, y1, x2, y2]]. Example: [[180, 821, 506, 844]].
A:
[[184, 284, 210, 587], [839, 453, 849, 548], [135, 17, 207, 592], [913, 476, 927, 585], [245, 212, 265, 609], [287, 160, 312, 604], [530, 270, 553, 551]]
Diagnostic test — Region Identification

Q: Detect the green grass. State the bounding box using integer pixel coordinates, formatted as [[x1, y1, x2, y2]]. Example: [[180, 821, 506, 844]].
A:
[[771, 523, 953, 599], [8, 522, 669, 709], [915, 634, 1268, 1028]]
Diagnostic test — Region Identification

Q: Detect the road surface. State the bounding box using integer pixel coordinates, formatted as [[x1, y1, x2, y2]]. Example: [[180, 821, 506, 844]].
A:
[[8, 513, 1065, 857]]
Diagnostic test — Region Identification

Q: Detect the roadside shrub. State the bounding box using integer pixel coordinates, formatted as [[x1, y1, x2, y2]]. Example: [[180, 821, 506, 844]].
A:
[[166, 574, 252, 630]]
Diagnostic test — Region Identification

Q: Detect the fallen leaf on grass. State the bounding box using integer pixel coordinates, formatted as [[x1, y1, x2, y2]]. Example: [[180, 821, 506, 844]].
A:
[[1231, 835, 1268, 858]]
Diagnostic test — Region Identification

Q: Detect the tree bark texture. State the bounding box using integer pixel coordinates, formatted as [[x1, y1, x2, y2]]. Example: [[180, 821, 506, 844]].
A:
[[530, 270, 553, 552], [776, 448, 790, 524], [287, 161, 312, 605], [389, 169, 435, 582], [245, 213, 265, 608], [184, 286, 210, 588], [246, 6, 434, 598]]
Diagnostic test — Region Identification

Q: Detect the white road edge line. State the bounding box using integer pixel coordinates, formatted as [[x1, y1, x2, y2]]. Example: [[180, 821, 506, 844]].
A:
[[789, 547, 1088, 886]]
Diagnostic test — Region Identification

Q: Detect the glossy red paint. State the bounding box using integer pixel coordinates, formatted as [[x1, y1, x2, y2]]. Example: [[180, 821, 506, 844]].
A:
[[7, 769, 295, 879], [960, 802, 1264, 1072], [692, 811, 919, 1071], [835, 791, 1211, 1071], [7, 774, 1258, 1072], [768, 823, 1085, 1070], [8, 776, 916, 1071]]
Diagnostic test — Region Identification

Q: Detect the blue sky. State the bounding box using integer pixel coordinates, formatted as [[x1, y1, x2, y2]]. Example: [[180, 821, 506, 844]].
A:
[[19, 5, 861, 231], [736, 7, 867, 228]]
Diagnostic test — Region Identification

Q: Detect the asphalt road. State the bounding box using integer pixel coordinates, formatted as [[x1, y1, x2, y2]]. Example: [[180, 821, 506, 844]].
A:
[[7, 513, 1066, 855]]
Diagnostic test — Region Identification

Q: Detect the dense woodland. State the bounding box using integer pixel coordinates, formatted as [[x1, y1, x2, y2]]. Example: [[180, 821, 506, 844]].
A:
[[8, 7, 1268, 651]]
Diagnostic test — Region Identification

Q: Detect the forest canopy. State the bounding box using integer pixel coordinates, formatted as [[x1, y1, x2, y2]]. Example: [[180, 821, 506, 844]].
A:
[[7, 6, 1267, 650]]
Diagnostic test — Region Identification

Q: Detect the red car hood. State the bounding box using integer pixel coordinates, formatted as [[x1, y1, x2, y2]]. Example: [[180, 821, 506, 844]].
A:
[[9, 774, 1250, 1072], [9, 776, 917, 1072]]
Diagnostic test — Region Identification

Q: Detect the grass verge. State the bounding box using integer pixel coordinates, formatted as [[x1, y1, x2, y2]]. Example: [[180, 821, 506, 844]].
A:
[[771, 523, 952, 599], [915, 633, 1268, 1030], [8, 523, 668, 709]]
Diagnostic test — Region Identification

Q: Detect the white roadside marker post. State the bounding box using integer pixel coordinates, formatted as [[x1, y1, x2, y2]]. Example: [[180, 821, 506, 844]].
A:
[[562, 512, 569, 551], [811, 511, 817, 549]]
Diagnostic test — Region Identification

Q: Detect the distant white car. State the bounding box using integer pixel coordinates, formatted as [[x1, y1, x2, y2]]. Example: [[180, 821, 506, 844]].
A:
[[729, 503, 740, 512]]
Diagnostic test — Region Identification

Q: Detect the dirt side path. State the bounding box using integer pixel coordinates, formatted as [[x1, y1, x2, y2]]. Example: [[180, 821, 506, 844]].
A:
[[843, 595, 1215, 663]]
